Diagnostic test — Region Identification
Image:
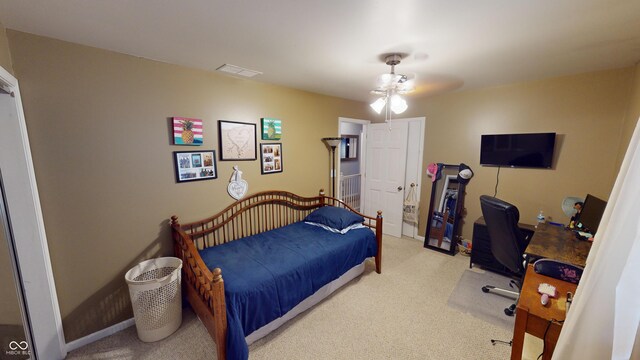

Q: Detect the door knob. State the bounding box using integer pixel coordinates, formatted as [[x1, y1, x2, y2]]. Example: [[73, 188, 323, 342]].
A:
[[397, 186, 403, 191]]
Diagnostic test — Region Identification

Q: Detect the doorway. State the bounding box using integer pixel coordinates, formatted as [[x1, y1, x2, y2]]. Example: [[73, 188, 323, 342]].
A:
[[338, 117, 425, 239], [338, 120, 365, 212]]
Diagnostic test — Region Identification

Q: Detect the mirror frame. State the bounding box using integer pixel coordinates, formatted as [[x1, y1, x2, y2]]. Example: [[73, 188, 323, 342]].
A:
[[423, 163, 467, 255]]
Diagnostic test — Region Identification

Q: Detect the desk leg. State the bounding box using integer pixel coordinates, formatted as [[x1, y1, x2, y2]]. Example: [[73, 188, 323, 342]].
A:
[[511, 306, 529, 360], [542, 324, 562, 360]]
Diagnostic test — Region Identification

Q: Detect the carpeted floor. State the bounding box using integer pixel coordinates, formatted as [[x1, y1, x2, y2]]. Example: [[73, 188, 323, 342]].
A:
[[448, 269, 518, 330], [67, 235, 541, 359]]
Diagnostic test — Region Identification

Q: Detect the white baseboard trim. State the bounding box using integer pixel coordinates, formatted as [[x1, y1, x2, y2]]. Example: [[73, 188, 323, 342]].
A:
[[415, 235, 425, 241], [65, 317, 135, 353]]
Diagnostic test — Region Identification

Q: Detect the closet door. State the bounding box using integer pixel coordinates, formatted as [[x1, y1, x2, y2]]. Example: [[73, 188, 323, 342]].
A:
[[0, 67, 66, 359], [0, 177, 32, 359]]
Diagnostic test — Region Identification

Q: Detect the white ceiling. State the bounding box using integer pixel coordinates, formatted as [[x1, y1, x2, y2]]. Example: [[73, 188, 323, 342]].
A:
[[1, 1, 640, 102]]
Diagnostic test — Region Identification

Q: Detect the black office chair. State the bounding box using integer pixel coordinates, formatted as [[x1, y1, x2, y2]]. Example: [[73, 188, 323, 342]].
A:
[[479, 195, 533, 316]]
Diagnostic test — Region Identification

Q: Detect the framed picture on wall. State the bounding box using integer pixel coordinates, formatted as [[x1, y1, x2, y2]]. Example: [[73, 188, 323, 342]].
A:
[[218, 120, 257, 160], [260, 143, 283, 174], [172, 117, 203, 145], [173, 150, 217, 183], [261, 118, 282, 140]]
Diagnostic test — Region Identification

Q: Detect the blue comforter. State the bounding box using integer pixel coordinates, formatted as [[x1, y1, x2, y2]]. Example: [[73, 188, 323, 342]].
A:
[[198, 221, 377, 360]]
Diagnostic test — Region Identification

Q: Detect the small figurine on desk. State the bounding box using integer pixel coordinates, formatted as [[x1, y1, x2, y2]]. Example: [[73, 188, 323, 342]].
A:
[[568, 201, 584, 229], [566, 292, 573, 313]]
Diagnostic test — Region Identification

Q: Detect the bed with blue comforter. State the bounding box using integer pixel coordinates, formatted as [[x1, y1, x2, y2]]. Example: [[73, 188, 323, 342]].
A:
[[199, 221, 377, 359], [171, 190, 383, 360]]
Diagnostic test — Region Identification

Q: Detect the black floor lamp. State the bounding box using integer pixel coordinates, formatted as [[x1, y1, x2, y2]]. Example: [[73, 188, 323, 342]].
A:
[[321, 137, 344, 198]]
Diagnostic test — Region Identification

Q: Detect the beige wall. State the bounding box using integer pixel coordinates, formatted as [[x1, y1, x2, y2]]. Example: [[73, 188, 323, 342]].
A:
[[7, 30, 368, 341], [405, 68, 634, 240], [616, 63, 640, 168], [0, 21, 13, 74]]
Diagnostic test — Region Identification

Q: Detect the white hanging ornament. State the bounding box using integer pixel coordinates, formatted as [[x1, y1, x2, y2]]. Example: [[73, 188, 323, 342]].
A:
[[228, 165, 248, 200]]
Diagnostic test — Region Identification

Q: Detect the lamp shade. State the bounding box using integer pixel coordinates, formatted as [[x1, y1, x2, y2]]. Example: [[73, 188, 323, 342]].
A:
[[322, 137, 343, 148], [390, 94, 408, 114], [370, 97, 387, 114]]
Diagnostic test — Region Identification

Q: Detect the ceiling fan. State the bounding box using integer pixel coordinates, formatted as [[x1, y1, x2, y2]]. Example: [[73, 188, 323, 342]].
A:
[[370, 54, 416, 115]]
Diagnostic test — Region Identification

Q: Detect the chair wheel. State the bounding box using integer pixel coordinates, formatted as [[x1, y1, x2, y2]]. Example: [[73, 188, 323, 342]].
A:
[[504, 304, 516, 316], [482, 286, 490, 293], [504, 308, 514, 316]]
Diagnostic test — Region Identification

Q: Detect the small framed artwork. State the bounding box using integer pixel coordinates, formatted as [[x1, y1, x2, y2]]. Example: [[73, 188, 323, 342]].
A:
[[174, 150, 217, 183], [260, 143, 283, 174], [340, 135, 358, 161], [218, 120, 257, 161], [173, 117, 203, 145], [261, 118, 282, 140]]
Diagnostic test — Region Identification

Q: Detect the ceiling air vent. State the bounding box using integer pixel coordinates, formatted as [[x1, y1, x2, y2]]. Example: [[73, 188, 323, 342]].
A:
[[216, 64, 262, 78]]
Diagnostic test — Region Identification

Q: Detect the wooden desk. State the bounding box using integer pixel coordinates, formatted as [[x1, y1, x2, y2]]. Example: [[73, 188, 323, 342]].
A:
[[512, 264, 578, 360], [525, 223, 592, 267]]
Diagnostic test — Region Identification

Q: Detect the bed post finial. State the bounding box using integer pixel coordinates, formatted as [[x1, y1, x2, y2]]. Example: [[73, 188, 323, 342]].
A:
[[319, 189, 325, 206], [170, 215, 180, 227], [212, 267, 223, 283], [319, 189, 325, 196]]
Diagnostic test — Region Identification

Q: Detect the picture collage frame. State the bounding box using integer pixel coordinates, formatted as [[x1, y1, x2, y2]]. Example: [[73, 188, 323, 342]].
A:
[[174, 150, 217, 182], [260, 143, 283, 174]]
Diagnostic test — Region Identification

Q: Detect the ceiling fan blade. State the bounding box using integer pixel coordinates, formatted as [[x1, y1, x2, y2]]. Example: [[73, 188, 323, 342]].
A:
[[397, 76, 416, 93]]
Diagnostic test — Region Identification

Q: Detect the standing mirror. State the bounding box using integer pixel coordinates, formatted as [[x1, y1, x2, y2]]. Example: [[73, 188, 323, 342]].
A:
[[424, 164, 468, 255]]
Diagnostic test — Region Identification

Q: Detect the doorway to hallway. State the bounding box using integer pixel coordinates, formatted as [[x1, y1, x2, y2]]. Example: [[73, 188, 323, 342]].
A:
[[338, 117, 425, 239]]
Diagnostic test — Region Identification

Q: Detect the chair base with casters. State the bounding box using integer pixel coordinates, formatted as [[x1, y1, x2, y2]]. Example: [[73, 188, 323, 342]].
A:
[[484, 279, 521, 347], [491, 339, 513, 347], [481, 278, 521, 316]]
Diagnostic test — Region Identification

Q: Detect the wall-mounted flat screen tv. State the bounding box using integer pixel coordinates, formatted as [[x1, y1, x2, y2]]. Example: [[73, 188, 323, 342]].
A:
[[480, 132, 556, 168]]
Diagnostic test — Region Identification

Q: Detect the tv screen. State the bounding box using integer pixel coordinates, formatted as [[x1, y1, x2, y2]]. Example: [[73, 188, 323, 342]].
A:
[[480, 132, 556, 168]]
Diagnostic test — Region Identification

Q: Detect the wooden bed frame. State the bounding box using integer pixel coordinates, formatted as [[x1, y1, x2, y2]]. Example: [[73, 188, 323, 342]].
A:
[[170, 189, 382, 360]]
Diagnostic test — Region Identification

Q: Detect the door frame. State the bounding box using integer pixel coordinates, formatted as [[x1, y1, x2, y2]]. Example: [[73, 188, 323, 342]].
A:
[[338, 116, 425, 240], [0, 66, 67, 359]]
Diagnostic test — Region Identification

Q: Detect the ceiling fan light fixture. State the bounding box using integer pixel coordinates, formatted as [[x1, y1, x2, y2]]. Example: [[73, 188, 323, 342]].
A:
[[390, 94, 407, 114], [370, 97, 387, 114], [370, 53, 414, 117], [379, 73, 393, 85]]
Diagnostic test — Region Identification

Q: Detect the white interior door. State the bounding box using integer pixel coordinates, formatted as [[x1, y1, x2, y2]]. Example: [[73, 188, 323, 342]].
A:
[[364, 122, 409, 237]]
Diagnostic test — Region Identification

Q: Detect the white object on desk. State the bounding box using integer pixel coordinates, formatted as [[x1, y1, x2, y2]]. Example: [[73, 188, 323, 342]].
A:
[[537, 283, 557, 298]]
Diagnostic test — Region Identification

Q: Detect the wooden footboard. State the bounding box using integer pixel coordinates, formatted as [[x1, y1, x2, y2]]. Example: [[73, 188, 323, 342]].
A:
[[170, 189, 382, 359]]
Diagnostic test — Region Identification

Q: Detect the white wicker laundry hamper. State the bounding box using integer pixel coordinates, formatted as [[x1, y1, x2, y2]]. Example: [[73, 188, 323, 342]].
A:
[[125, 257, 183, 342]]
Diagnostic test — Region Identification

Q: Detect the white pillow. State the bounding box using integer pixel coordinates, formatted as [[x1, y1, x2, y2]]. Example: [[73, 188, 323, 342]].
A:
[[304, 221, 366, 234]]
